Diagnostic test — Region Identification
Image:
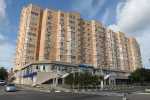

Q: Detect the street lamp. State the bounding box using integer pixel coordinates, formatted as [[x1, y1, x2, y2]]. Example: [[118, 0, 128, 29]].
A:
[[149, 59, 150, 67]]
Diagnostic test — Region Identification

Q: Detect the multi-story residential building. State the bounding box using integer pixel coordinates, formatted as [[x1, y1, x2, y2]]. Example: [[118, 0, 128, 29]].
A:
[[15, 4, 142, 72], [127, 37, 142, 71]]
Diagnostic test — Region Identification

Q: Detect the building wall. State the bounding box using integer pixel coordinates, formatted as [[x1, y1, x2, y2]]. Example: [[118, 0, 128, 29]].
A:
[[127, 37, 142, 71], [115, 32, 129, 71], [91, 20, 105, 68], [79, 20, 93, 66], [39, 9, 81, 64], [14, 61, 130, 85], [39, 9, 58, 61], [79, 20, 106, 68], [105, 29, 118, 70], [15, 4, 43, 70]]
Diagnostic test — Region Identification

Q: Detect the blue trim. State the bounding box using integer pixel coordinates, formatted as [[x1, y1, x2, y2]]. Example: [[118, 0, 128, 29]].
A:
[[79, 64, 89, 68], [23, 72, 37, 78]]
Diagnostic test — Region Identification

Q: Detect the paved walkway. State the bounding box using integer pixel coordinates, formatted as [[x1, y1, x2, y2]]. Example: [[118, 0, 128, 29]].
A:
[[18, 85, 124, 97]]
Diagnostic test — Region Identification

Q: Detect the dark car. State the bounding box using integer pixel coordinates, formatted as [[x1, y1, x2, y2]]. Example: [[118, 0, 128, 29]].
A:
[[0, 80, 6, 86]]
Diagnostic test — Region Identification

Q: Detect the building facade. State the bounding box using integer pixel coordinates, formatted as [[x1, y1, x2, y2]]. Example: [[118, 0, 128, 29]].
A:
[[14, 61, 129, 86], [115, 32, 130, 71], [15, 4, 142, 72], [105, 29, 118, 70], [127, 37, 142, 71], [38, 9, 81, 64], [15, 4, 43, 70]]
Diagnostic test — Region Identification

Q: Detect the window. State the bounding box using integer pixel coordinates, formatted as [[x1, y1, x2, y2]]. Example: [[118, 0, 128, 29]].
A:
[[31, 11, 38, 16], [43, 65, 45, 71], [71, 56, 76, 59], [61, 42, 64, 46], [36, 66, 38, 70], [28, 32, 36, 36], [48, 16, 51, 20], [60, 55, 63, 59], [61, 13, 64, 17]]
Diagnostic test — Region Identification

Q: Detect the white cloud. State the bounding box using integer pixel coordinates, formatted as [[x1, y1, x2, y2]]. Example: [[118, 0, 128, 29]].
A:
[[0, 0, 6, 18], [117, 0, 150, 34], [0, 42, 15, 69], [136, 31, 150, 68], [101, 8, 110, 24], [108, 24, 119, 32], [0, 0, 15, 69], [109, 0, 150, 68], [0, 0, 7, 41], [0, 33, 5, 40], [71, 0, 106, 19]]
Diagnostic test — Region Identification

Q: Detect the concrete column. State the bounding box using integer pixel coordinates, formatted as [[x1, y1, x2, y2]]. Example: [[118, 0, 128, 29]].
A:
[[109, 78, 111, 85], [55, 78, 58, 86], [62, 78, 65, 85], [52, 79, 55, 87], [53, 78, 58, 87]]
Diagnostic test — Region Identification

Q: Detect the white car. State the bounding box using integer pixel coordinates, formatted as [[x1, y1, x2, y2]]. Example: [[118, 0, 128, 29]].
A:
[[5, 84, 16, 92], [55, 90, 61, 93]]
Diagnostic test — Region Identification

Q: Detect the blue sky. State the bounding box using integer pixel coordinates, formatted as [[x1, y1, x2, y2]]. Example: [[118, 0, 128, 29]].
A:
[[0, 0, 150, 69]]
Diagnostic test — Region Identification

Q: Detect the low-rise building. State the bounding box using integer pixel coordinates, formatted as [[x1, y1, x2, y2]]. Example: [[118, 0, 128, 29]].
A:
[[14, 61, 130, 86]]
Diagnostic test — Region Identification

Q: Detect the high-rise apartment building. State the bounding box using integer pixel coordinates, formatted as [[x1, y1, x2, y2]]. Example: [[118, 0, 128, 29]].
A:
[[15, 4, 142, 72]]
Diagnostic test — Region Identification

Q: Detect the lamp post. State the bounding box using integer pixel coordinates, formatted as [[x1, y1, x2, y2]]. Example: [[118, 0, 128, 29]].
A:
[[100, 68, 104, 90], [73, 71, 75, 92], [149, 59, 150, 67]]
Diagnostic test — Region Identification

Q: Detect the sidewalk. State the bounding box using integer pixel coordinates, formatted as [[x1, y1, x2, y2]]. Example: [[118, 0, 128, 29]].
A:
[[17, 84, 51, 93]]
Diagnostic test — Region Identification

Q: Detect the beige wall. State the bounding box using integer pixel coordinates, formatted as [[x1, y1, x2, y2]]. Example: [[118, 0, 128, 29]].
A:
[[105, 29, 118, 70], [114, 32, 129, 71], [127, 37, 142, 71], [15, 4, 43, 70]]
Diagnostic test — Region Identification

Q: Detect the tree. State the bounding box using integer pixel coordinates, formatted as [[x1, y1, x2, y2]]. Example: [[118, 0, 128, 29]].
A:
[[65, 72, 103, 88], [129, 68, 150, 84], [0, 67, 8, 80], [65, 73, 74, 86]]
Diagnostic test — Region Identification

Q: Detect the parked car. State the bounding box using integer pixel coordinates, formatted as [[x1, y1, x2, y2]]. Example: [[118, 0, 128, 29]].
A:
[[55, 90, 61, 93], [0, 80, 6, 86], [5, 83, 16, 92]]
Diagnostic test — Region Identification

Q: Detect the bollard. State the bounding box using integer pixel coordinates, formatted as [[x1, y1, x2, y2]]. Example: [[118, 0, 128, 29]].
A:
[[122, 93, 127, 100]]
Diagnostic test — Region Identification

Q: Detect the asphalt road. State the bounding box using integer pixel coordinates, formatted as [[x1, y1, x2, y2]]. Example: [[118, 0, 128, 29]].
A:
[[1, 86, 150, 100]]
